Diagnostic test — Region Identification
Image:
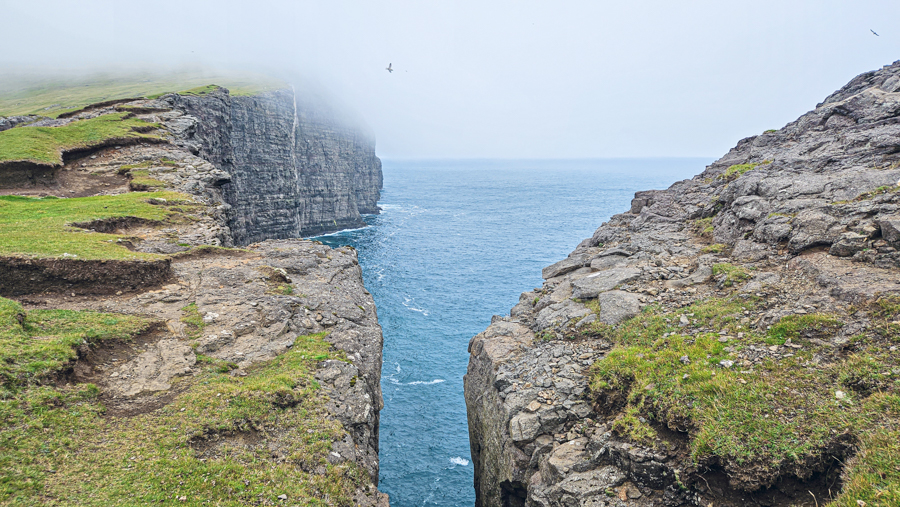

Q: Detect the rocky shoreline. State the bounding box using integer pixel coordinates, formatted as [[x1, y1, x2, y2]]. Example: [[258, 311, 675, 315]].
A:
[[465, 62, 900, 506]]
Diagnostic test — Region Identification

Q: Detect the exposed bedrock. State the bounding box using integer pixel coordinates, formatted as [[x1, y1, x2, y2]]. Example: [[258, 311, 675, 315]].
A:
[[168, 87, 383, 244], [466, 62, 900, 506]]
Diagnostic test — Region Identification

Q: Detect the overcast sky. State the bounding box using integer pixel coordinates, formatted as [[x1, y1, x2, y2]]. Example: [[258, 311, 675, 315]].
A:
[[2, 1, 899, 159]]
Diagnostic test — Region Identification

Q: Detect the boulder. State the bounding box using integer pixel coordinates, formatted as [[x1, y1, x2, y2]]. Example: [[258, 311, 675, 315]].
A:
[[572, 268, 641, 299], [595, 290, 643, 325]]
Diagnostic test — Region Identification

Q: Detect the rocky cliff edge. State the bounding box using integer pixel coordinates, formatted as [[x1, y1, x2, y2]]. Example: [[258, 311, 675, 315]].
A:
[[465, 62, 900, 507], [0, 85, 387, 505]]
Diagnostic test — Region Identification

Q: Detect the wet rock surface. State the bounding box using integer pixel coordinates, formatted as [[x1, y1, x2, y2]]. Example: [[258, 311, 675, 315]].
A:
[[465, 62, 900, 506]]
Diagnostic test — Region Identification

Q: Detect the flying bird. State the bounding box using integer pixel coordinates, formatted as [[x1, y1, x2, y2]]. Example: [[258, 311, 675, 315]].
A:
[[386, 63, 393, 73], [871, 29, 880, 36]]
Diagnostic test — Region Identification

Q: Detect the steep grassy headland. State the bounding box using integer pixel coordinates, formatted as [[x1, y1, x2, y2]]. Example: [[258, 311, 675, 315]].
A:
[[466, 62, 900, 507], [0, 75, 387, 505]]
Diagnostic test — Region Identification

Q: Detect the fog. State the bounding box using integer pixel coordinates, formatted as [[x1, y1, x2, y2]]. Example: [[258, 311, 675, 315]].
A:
[[2, 0, 899, 159]]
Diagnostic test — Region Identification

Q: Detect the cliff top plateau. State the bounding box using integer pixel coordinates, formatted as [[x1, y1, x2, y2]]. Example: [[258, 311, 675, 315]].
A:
[[0, 74, 387, 506], [466, 61, 900, 507]]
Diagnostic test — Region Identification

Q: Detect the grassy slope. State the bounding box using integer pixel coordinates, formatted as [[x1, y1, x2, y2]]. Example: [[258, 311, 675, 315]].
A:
[[0, 113, 160, 165], [0, 192, 197, 260], [0, 297, 363, 506], [587, 293, 900, 505], [0, 72, 288, 118]]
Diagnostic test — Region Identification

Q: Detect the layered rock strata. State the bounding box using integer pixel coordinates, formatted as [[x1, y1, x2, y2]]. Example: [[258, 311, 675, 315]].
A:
[[466, 62, 900, 506], [169, 87, 382, 243]]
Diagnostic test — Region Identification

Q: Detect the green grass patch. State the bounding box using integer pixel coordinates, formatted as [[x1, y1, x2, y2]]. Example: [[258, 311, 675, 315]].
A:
[[0, 191, 196, 260], [589, 295, 899, 500], [0, 297, 154, 388], [128, 170, 168, 190], [717, 160, 772, 180], [832, 185, 900, 205], [691, 218, 714, 240], [119, 158, 178, 173], [701, 243, 727, 254], [175, 85, 222, 96], [712, 263, 752, 287], [180, 303, 206, 340], [766, 313, 843, 345], [0, 113, 159, 165], [0, 314, 367, 505], [0, 71, 288, 118]]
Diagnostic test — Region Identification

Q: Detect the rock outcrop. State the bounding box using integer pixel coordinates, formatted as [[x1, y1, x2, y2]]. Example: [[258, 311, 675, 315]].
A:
[[466, 62, 900, 506]]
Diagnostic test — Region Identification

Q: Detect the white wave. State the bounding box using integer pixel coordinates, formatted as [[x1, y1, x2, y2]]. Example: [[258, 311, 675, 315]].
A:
[[449, 456, 470, 466], [314, 225, 368, 237], [386, 377, 445, 386], [401, 297, 430, 316]]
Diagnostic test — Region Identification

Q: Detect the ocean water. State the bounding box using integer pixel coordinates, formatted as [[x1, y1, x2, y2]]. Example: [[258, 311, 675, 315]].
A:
[[316, 158, 710, 507]]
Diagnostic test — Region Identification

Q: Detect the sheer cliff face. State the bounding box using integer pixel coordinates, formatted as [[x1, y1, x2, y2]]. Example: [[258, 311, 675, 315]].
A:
[[168, 87, 382, 244]]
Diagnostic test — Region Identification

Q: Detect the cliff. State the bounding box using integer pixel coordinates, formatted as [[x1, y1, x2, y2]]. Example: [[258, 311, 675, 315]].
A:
[[168, 86, 382, 243], [465, 62, 900, 506], [0, 82, 387, 505]]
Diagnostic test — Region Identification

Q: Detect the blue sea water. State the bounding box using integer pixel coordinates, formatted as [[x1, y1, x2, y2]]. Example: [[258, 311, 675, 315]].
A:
[[316, 158, 710, 507]]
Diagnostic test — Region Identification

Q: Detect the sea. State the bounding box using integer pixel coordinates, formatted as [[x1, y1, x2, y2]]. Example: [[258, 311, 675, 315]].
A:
[[315, 158, 711, 507]]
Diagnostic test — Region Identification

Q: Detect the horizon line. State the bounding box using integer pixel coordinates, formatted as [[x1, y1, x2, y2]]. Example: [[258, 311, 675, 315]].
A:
[[377, 155, 718, 162]]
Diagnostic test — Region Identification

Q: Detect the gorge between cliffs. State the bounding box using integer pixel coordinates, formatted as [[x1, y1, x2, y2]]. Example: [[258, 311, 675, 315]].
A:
[[2, 60, 900, 507]]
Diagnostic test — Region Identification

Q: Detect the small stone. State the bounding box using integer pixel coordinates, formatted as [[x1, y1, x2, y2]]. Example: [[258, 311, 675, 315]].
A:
[[857, 500, 867, 507], [718, 337, 728, 343], [836, 390, 847, 400], [278, 494, 287, 501], [526, 400, 542, 412], [679, 315, 690, 326], [719, 360, 734, 368], [679, 355, 690, 364], [768, 345, 779, 352]]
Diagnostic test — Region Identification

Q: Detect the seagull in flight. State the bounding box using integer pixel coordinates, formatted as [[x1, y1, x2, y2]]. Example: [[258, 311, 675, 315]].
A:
[[871, 29, 880, 36], [386, 63, 393, 73]]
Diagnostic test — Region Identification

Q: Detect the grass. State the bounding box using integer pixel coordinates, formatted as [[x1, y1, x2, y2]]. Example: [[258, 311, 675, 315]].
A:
[[180, 303, 206, 340], [717, 160, 772, 181], [691, 218, 714, 240], [832, 185, 900, 205], [128, 170, 169, 191], [173, 85, 222, 97], [766, 313, 843, 345], [0, 191, 197, 260], [0, 296, 367, 505], [701, 243, 727, 254], [0, 297, 154, 389], [588, 295, 900, 503], [0, 113, 160, 165], [0, 71, 288, 118], [712, 263, 752, 287]]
